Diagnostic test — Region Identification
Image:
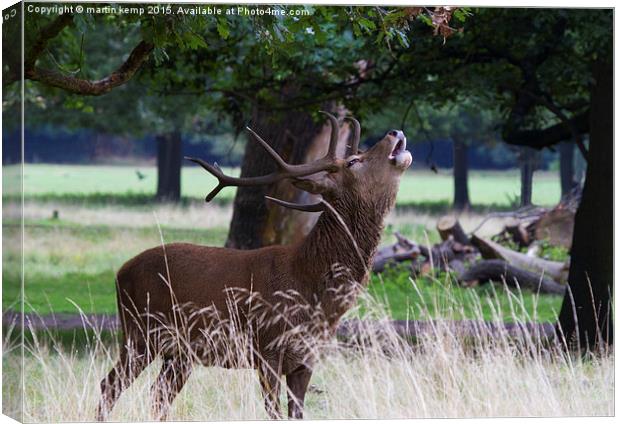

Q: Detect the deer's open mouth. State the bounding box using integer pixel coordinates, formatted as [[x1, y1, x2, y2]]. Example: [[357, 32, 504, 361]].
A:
[[389, 138, 412, 169], [389, 139, 406, 159]]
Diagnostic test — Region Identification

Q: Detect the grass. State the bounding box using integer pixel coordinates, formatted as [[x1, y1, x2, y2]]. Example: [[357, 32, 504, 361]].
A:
[[1, 288, 613, 421], [1, 167, 610, 421], [3, 208, 563, 321], [2, 164, 565, 319], [367, 265, 563, 323], [3, 217, 229, 314], [6, 164, 562, 207]]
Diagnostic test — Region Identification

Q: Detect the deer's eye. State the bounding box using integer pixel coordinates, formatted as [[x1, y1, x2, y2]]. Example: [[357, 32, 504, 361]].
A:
[[347, 158, 361, 168]]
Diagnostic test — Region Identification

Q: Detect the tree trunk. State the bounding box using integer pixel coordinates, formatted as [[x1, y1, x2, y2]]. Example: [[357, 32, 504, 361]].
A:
[[225, 108, 310, 249], [156, 131, 182, 202], [226, 105, 349, 249], [559, 141, 576, 196], [452, 136, 470, 210], [556, 59, 613, 350], [519, 147, 535, 207]]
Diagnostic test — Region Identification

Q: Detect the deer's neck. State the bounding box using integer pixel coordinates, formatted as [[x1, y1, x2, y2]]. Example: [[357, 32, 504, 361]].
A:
[[294, 193, 394, 285]]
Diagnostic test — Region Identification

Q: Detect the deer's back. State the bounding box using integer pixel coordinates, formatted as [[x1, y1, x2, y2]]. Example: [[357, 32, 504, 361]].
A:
[[116, 242, 294, 323]]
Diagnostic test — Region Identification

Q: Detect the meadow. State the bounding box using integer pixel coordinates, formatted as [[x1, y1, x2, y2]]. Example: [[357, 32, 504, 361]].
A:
[[3, 164, 565, 321], [5, 163, 562, 207], [3, 164, 613, 421]]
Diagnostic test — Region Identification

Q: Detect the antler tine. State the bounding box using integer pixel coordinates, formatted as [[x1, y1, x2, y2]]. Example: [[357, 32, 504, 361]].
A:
[[186, 156, 281, 202], [188, 111, 345, 203], [265, 196, 325, 212], [185, 157, 227, 201], [319, 111, 340, 158], [344, 117, 361, 155], [245, 127, 290, 171]]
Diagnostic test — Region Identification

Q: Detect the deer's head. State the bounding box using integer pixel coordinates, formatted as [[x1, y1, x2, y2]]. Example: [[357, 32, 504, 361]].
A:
[[187, 112, 412, 213], [292, 127, 412, 207]]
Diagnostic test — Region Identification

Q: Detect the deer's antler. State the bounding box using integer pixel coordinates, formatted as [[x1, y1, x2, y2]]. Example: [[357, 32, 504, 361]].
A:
[[264, 196, 325, 212], [345, 117, 361, 155], [187, 111, 343, 202]]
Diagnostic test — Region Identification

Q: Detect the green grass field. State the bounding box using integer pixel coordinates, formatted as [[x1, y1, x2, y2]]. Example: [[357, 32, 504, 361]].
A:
[[5, 164, 562, 207], [2, 164, 565, 322]]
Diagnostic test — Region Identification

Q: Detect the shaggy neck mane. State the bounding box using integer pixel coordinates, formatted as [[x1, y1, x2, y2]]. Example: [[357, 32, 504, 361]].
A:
[[293, 190, 397, 285]]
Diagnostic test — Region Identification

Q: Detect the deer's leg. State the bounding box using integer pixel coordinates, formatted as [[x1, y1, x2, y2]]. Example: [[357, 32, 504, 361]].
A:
[[286, 365, 313, 419], [96, 345, 152, 421], [151, 357, 193, 421], [258, 362, 282, 419]]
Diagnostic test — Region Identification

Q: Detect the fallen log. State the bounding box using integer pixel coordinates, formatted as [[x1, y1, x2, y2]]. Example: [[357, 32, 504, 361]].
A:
[[380, 233, 478, 275], [437, 215, 470, 245], [448, 259, 467, 277], [373, 250, 419, 273], [372, 232, 421, 272], [458, 259, 566, 295], [419, 239, 462, 271], [469, 205, 548, 236], [471, 235, 569, 283]]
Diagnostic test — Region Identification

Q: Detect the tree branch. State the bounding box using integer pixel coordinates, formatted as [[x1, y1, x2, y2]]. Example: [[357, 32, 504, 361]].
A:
[[523, 89, 589, 161], [28, 40, 154, 95], [24, 13, 75, 72], [503, 110, 590, 150]]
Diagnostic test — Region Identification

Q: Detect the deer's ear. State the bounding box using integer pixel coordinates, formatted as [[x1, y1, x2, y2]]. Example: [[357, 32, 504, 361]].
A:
[[292, 174, 337, 195]]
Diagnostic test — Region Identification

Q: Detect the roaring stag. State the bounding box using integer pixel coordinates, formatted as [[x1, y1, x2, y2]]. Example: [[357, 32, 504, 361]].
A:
[[97, 112, 412, 420]]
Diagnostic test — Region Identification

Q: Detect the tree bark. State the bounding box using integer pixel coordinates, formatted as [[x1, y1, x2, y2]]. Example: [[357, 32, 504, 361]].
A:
[[519, 147, 536, 207], [156, 131, 182, 202], [556, 59, 613, 350], [452, 136, 470, 210], [559, 141, 576, 196]]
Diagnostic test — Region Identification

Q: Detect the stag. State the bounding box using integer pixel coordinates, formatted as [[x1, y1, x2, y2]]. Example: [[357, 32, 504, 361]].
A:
[[96, 112, 412, 421]]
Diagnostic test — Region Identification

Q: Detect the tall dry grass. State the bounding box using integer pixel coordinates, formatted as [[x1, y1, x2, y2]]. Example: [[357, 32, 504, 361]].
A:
[[2, 281, 613, 422]]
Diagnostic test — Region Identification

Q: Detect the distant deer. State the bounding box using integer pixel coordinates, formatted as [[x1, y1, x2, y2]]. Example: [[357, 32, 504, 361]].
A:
[[96, 112, 412, 421]]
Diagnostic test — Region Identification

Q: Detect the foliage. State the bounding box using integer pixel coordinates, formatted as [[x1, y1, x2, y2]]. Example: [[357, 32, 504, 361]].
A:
[[13, 8, 613, 152], [17, 8, 612, 181], [17, 6, 467, 137], [537, 240, 570, 262]]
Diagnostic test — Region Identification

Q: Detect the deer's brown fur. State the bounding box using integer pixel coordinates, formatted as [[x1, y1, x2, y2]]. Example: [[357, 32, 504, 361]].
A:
[[96, 116, 412, 421]]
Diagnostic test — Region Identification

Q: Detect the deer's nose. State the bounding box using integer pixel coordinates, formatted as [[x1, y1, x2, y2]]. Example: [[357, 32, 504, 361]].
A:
[[388, 130, 405, 140]]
